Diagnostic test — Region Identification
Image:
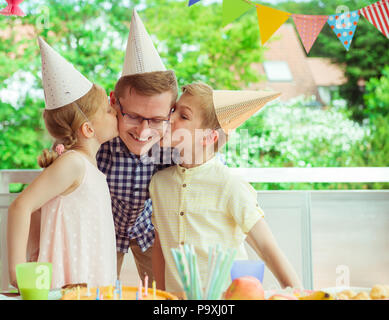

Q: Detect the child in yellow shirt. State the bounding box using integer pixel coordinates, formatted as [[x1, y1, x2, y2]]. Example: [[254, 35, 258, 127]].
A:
[[150, 82, 302, 293]]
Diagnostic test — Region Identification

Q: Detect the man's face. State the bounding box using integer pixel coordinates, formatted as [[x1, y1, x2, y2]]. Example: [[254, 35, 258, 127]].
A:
[[112, 87, 173, 156]]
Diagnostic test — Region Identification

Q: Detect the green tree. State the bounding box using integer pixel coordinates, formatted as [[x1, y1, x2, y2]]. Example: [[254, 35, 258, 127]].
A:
[[352, 67, 389, 173], [139, 0, 263, 89], [0, 97, 46, 169], [363, 66, 389, 119]]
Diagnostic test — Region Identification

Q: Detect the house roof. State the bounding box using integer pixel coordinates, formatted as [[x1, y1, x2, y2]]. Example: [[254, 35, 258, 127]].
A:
[[307, 57, 347, 87], [249, 24, 347, 102]]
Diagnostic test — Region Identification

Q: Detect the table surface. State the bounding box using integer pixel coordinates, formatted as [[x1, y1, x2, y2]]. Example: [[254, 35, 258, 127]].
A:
[[0, 291, 186, 300]]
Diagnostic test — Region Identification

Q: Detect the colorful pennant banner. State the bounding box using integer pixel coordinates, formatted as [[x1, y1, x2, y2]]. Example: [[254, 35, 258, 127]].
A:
[[188, 0, 201, 7], [292, 14, 328, 54], [190, 0, 389, 54], [256, 4, 290, 45], [360, 0, 389, 39], [0, 0, 25, 17], [327, 11, 360, 51], [222, 0, 253, 27]]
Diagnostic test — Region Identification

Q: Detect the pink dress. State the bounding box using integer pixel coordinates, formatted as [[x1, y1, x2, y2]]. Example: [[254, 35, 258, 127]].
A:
[[38, 151, 117, 289]]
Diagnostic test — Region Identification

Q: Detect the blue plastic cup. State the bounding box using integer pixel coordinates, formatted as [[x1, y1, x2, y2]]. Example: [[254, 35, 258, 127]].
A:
[[230, 260, 265, 283]]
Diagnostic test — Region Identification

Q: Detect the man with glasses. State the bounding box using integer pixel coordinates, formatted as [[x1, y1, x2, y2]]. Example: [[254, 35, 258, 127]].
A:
[[96, 10, 179, 285]]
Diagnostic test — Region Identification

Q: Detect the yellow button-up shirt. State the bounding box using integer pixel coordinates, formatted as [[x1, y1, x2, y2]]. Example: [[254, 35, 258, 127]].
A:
[[150, 156, 264, 292]]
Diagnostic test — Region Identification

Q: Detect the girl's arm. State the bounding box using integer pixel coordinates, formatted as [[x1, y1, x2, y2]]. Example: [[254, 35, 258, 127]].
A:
[[152, 230, 165, 290], [26, 209, 41, 262], [7, 152, 84, 288], [247, 219, 303, 289]]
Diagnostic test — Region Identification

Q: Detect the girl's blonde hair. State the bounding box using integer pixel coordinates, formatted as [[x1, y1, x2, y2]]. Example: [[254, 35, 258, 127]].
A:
[[181, 82, 228, 151], [38, 84, 107, 168]]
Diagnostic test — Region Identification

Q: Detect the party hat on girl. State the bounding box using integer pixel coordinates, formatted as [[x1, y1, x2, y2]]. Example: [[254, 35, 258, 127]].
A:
[[122, 9, 166, 76], [213, 90, 281, 133], [38, 37, 93, 110]]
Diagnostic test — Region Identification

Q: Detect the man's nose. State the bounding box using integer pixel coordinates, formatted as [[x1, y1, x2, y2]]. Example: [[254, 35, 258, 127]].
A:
[[137, 119, 152, 137]]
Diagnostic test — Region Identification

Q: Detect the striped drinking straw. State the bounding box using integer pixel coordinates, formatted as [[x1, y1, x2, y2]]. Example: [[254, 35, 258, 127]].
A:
[[207, 249, 224, 299], [171, 248, 191, 299], [192, 249, 203, 299], [213, 248, 237, 300]]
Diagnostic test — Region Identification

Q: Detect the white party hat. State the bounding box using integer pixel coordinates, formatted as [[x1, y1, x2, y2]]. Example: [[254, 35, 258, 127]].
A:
[[213, 90, 281, 133], [38, 37, 93, 110], [122, 9, 166, 76]]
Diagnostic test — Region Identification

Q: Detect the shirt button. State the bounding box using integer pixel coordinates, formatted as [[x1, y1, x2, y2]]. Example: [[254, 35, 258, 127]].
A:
[[180, 212, 184, 216], [182, 169, 185, 173], [183, 184, 187, 187], [180, 241, 185, 245]]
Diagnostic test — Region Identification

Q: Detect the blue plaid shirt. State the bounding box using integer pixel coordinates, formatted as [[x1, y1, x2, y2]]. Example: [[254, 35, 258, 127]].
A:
[[97, 137, 179, 253]]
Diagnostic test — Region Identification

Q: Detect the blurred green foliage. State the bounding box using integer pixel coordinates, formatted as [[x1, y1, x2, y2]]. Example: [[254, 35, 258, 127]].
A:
[[0, 0, 388, 191], [224, 94, 389, 190], [349, 66, 389, 188], [364, 66, 389, 119]]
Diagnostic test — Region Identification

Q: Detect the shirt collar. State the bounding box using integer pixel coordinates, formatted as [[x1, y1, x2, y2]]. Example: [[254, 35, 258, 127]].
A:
[[176, 155, 218, 176]]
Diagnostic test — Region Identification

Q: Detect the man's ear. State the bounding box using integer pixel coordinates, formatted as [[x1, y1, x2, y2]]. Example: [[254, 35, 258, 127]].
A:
[[110, 91, 121, 115], [80, 122, 95, 138], [109, 91, 116, 106]]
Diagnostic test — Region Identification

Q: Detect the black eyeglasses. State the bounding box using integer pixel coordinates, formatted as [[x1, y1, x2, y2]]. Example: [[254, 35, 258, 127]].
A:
[[117, 99, 172, 130]]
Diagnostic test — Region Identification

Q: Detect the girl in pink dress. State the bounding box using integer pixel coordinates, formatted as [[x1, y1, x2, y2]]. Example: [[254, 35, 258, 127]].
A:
[[7, 38, 118, 289]]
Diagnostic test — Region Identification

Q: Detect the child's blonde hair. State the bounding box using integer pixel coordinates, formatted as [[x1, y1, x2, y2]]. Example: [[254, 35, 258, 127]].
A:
[[38, 84, 107, 168], [181, 82, 228, 151]]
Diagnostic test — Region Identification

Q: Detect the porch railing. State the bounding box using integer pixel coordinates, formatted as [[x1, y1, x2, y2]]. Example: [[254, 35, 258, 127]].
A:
[[1, 168, 389, 292]]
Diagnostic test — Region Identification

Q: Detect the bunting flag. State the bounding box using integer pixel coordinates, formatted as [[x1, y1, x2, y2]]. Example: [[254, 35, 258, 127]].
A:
[[222, 0, 253, 27], [189, 0, 389, 51], [360, 0, 389, 39], [188, 0, 201, 6], [256, 4, 291, 45], [0, 0, 25, 16], [327, 11, 360, 51], [292, 14, 329, 54]]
